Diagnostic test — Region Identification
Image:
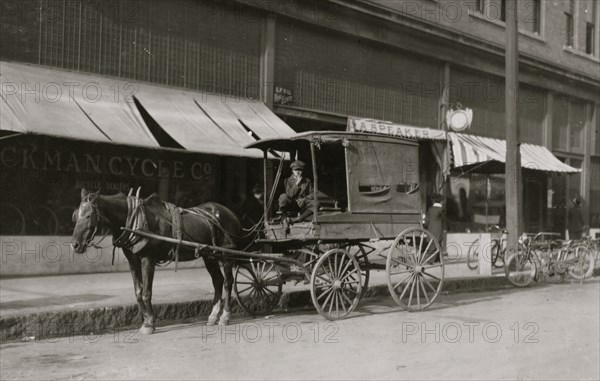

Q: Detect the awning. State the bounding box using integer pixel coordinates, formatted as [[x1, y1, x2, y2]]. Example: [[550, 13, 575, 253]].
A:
[[1, 61, 159, 147], [1, 61, 295, 158], [449, 132, 580, 173]]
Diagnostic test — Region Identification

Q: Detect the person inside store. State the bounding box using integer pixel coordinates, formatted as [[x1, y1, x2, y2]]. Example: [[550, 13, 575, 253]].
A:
[[568, 197, 586, 239], [240, 183, 265, 229], [278, 160, 314, 222]]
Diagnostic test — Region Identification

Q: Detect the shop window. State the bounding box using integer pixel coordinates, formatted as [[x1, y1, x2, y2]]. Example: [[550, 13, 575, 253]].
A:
[[590, 159, 600, 228], [0, 135, 216, 236], [569, 101, 585, 153], [552, 96, 569, 150], [596, 107, 600, 155], [568, 158, 583, 202]]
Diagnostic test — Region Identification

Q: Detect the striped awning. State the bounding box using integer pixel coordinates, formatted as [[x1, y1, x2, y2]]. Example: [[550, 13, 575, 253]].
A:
[[449, 133, 580, 173]]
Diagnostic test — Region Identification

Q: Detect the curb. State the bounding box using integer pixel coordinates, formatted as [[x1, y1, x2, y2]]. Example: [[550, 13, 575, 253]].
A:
[[0, 276, 513, 343]]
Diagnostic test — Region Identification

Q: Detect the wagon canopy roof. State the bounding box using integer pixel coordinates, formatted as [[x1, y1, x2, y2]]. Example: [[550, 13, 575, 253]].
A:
[[245, 131, 418, 152]]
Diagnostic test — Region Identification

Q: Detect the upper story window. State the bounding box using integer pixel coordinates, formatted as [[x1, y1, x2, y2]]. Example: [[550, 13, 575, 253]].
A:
[[520, 0, 541, 34], [474, 0, 541, 35], [582, 0, 598, 55], [586, 22, 595, 54], [566, 12, 575, 47]]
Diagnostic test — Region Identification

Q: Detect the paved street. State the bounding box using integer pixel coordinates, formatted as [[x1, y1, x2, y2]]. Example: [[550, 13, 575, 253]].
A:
[[1, 279, 599, 380]]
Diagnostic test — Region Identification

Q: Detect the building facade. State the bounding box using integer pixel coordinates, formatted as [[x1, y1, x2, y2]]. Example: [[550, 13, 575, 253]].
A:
[[1, 0, 599, 263]]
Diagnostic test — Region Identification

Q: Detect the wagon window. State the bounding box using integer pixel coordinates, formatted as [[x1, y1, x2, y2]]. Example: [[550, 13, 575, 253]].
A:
[[345, 140, 420, 213]]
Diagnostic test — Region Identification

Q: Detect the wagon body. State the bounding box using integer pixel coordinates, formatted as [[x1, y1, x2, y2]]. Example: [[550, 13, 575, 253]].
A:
[[238, 131, 445, 320], [247, 131, 423, 246]]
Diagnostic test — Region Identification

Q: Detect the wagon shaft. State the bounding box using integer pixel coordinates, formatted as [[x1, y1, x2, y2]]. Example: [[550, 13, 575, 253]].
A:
[[122, 227, 311, 279]]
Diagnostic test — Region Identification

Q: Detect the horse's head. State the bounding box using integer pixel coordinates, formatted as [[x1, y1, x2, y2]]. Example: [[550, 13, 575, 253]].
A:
[[71, 188, 101, 254]]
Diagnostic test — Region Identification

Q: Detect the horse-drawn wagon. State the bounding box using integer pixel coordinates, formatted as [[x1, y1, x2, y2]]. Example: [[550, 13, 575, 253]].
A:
[[235, 131, 445, 320], [71, 131, 445, 332]]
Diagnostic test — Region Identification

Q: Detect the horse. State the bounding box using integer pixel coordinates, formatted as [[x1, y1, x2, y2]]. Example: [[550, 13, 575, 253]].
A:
[[70, 188, 242, 334]]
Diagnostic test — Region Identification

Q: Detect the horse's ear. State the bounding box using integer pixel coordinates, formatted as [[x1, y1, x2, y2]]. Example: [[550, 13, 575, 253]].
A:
[[81, 188, 89, 199]]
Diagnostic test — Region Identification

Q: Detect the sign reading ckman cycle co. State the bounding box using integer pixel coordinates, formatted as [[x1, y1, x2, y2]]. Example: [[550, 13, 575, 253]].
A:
[[347, 116, 447, 141], [0, 141, 214, 181]]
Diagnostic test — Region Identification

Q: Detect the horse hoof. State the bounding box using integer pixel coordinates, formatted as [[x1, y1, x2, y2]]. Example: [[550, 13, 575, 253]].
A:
[[139, 325, 155, 335], [207, 317, 218, 326], [218, 311, 231, 326]]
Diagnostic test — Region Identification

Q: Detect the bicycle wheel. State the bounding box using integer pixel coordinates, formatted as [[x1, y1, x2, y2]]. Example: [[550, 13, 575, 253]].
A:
[[467, 239, 480, 270], [504, 250, 537, 287], [565, 245, 595, 280], [491, 240, 505, 268]]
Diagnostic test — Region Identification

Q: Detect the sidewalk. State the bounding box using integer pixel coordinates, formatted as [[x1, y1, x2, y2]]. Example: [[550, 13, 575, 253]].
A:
[[0, 257, 521, 342]]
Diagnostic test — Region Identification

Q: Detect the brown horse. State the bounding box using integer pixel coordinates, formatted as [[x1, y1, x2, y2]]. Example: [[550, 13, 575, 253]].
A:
[[70, 188, 242, 334]]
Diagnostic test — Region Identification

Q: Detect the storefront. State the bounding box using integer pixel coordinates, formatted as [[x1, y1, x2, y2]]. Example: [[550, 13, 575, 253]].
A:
[[0, 61, 295, 276], [346, 116, 581, 236]]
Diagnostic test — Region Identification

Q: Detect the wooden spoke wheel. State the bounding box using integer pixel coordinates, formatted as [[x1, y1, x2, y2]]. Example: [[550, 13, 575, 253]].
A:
[[504, 250, 537, 287], [346, 244, 373, 299], [386, 227, 445, 311], [285, 248, 320, 275], [234, 260, 283, 316], [310, 249, 362, 320]]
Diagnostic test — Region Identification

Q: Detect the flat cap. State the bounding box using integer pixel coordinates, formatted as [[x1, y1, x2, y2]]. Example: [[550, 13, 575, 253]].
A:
[[290, 160, 306, 170]]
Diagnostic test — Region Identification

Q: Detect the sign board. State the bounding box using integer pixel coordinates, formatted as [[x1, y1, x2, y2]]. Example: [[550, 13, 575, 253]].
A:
[[446, 108, 473, 132], [347, 116, 446, 141]]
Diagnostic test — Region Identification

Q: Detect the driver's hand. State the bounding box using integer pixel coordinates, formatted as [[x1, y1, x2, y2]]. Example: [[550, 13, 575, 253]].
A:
[[296, 198, 305, 207]]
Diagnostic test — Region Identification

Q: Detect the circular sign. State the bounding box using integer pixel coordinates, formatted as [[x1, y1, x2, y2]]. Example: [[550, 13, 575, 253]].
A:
[[448, 109, 472, 131]]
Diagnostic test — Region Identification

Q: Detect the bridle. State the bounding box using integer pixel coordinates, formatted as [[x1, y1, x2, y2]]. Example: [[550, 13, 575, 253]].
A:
[[75, 195, 110, 249]]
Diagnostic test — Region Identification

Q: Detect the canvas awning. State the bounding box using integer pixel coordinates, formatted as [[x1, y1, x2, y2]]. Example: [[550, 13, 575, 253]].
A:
[[449, 132, 580, 173], [1, 61, 159, 147], [1, 61, 295, 157]]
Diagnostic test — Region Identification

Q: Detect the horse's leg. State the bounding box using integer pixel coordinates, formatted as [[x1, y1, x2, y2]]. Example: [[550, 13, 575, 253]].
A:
[[218, 260, 234, 326], [204, 256, 224, 325], [123, 250, 148, 328], [139, 256, 157, 334]]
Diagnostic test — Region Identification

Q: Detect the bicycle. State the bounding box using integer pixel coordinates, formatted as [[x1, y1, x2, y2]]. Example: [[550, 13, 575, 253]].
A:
[[466, 225, 506, 270], [504, 232, 595, 287], [576, 235, 599, 278]]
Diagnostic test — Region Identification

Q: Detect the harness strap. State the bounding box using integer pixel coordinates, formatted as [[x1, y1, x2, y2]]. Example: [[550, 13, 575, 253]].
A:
[[163, 201, 183, 272], [112, 190, 148, 253]]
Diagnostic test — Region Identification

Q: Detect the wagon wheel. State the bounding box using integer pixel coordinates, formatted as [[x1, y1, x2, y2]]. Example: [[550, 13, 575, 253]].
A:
[[386, 227, 444, 311], [285, 248, 320, 274], [504, 245, 537, 287], [346, 244, 372, 299], [234, 260, 283, 316], [310, 248, 362, 320]]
